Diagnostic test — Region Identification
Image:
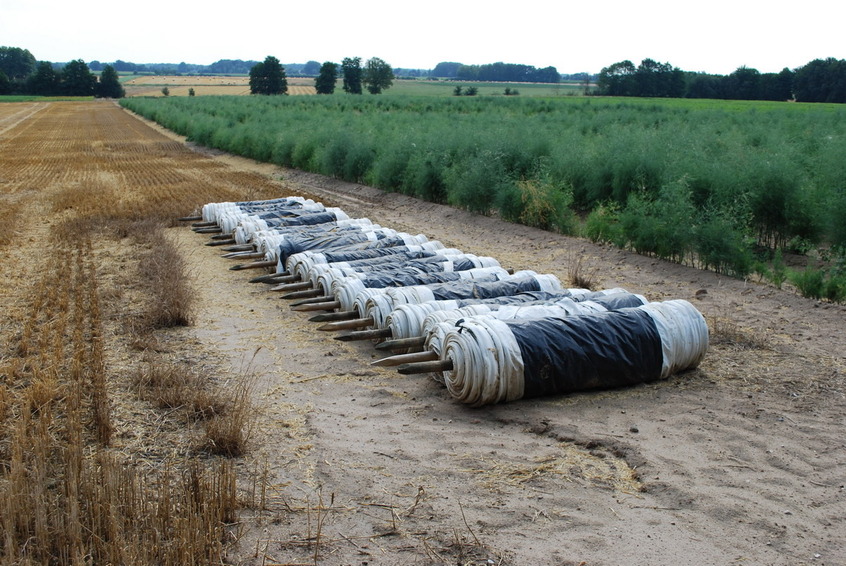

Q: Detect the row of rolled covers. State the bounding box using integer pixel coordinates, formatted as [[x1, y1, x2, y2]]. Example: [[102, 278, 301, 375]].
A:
[[199, 196, 709, 406]]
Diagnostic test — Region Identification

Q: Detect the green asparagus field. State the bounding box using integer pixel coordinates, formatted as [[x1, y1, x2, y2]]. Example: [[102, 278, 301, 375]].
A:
[[121, 94, 846, 296]]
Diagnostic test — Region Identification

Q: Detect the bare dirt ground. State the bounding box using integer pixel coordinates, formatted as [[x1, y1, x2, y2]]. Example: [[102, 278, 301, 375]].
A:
[[2, 101, 844, 565]]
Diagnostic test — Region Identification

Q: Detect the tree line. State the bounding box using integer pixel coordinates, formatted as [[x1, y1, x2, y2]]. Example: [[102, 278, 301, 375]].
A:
[[597, 57, 846, 103], [248, 55, 395, 95], [0, 47, 124, 97]]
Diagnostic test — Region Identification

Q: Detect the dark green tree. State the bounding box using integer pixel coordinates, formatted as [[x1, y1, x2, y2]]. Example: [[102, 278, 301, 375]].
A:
[[0, 71, 10, 95], [302, 60, 321, 76], [432, 62, 462, 78], [341, 57, 362, 94], [62, 59, 96, 96], [597, 60, 636, 96], [249, 56, 287, 95], [95, 64, 125, 98], [794, 58, 846, 103], [363, 57, 394, 94], [27, 61, 59, 95], [0, 46, 36, 80], [314, 61, 338, 94]]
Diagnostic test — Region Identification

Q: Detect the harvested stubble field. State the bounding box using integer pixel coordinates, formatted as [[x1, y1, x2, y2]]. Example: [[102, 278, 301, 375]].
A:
[[1, 100, 844, 565], [123, 75, 316, 97]]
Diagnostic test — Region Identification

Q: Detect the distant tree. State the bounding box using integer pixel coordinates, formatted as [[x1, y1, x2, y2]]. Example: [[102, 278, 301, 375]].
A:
[[61, 59, 96, 96], [95, 64, 125, 98], [794, 58, 846, 103], [88, 60, 103, 72], [363, 57, 394, 94], [597, 60, 636, 96], [453, 85, 463, 96], [0, 70, 10, 95], [314, 61, 338, 94], [725, 66, 761, 100], [188, 87, 195, 96], [161, 86, 169, 96], [302, 60, 321, 76], [464, 86, 478, 96], [0, 46, 37, 80], [249, 56, 287, 95], [432, 62, 462, 78], [26, 61, 59, 95], [341, 57, 363, 94]]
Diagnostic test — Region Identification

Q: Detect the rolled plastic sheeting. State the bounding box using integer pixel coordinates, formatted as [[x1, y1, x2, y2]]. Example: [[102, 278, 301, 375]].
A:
[[386, 288, 631, 341], [364, 272, 562, 332], [276, 232, 429, 271], [201, 197, 316, 223], [423, 293, 649, 364], [287, 241, 445, 279], [339, 267, 512, 317], [439, 299, 708, 406], [312, 254, 500, 295], [306, 250, 467, 289]]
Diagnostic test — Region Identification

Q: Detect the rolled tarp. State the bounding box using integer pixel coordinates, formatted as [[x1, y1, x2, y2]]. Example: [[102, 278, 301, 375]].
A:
[[286, 241, 446, 279], [437, 299, 708, 406], [422, 293, 649, 370], [361, 271, 562, 330], [385, 288, 632, 341]]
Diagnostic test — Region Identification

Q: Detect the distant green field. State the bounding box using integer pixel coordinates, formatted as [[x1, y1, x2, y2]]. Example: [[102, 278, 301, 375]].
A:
[[386, 79, 586, 97]]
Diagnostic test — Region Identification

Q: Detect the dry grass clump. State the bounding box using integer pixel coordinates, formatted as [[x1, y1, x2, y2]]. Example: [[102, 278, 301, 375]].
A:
[[567, 250, 600, 291], [708, 314, 771, 350]]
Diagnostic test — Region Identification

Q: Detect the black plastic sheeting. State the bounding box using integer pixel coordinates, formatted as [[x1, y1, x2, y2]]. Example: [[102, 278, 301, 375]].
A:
[[353, 269, 500, 290], [504, 309, 663, 398], [426, 276, 555, 302], [316, 246, 431, 264], [278, 233, 409, 266], [266, 211, 340, 228]]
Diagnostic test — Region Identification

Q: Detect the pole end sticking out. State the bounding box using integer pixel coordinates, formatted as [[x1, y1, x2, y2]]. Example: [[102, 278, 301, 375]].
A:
[[291, 300, 341, 312], [397, 358, 454, 375], [317, 317, 373, 332], [178, 215, 203, 222], [334, 328, 392, 342], [308, 310, 359, 323], [374, 336, 426, 352], [371, 350, 439, 368], [206, 239, 236, 247]]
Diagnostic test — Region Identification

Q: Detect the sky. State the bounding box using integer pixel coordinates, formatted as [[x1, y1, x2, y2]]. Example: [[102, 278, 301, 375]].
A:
[[2, 0, 842, 75]]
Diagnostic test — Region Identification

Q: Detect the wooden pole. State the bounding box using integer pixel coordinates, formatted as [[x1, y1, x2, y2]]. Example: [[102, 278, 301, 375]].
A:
[[206, 239, 236, 247], [308, 310, 359, 323], [397, 359, 454, 375], [178, 215, 203, 222], [268, 281, 313, 292], [210, 233, 232, 240], [230, 260, 277, 271], [374, 336, 426, 352], [290, 300, 341, 312], [317, 318, 373, 331], [334, 328, 392, 342], [371, 350, 439, 367], [221, 251, 264, 260], [249, 272, 291, 284], [190, 220, 216, 227], [222, 244, 255, 252], [193, 227, 223, 234], [289, 295, 334, 307], [281, 289, 323, 300]]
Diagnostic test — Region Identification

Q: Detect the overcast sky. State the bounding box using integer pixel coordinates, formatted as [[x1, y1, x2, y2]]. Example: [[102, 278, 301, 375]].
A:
[[2, 0, 842, 75]]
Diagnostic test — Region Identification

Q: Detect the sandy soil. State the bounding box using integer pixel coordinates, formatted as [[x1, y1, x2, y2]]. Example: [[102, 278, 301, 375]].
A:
[[2, 101, 844, 565]]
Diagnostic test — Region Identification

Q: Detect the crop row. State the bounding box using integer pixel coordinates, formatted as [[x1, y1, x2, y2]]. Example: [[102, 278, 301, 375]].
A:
[[121, 95, 846, 281]]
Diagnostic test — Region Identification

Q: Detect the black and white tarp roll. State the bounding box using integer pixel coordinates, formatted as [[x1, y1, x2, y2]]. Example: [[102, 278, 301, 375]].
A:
[[439, 299, 709, 406]]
